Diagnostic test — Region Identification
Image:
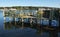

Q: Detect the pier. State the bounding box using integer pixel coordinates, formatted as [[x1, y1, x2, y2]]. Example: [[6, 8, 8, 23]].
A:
[[0, 7, 59, 29], [0, 6, 60, 37], [1, 6, 59, 30]]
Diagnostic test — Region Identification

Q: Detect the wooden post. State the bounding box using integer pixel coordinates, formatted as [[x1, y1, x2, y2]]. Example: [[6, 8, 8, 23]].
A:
[[4, 17, 6, 23], [30, 18, 33, 27], [9, 17, 12, 24], [3, 8, 6, 23], [15, 18, 16, 25], [57, 10, 59, 28], [21, 18, 24, 22], [49, 10, 52, 26], [3, 10, 5, 17]]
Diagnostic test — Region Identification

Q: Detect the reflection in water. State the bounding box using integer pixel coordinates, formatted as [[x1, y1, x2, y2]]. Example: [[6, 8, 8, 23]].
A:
[[4, 19, 58, 37], [4, 21, 35, 30], [0, 9, 59, 37], [4, 21, 44, 34]]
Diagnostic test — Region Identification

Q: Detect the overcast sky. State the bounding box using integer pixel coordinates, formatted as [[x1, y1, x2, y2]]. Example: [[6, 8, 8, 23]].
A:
[[0, 0, 60, 8]]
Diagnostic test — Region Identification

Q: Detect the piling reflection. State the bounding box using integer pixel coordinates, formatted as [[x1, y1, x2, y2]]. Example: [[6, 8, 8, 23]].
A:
[[4, 19, 59, 37], [4, 21, 34, 29], [4, 21, 44, 34]]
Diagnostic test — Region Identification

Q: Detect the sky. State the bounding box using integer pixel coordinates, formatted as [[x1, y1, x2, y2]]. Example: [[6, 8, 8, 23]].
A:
[[0, 0, 60, 8]]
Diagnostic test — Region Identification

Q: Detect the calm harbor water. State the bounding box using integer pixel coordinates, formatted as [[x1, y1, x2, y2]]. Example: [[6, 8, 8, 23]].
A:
[[0, 11, 59, 37]]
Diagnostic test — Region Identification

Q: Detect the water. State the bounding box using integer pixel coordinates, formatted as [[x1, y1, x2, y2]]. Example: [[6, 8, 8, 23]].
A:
[[0, 11, 59, 37]]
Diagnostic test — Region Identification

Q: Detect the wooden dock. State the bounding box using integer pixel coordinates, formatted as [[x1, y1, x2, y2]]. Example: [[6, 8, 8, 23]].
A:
[[2, 6, 59, 32]]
